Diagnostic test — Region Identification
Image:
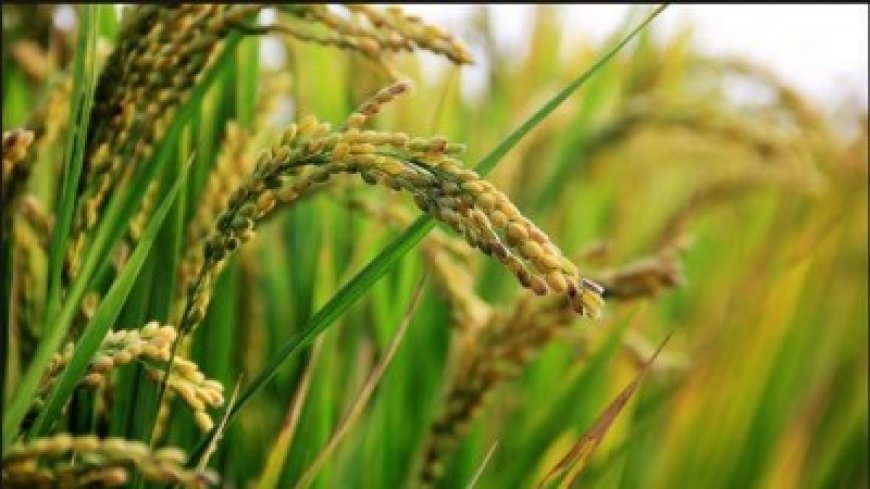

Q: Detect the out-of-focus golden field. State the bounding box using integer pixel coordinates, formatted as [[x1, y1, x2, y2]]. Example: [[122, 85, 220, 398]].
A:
[[2, 5, 867, 488]]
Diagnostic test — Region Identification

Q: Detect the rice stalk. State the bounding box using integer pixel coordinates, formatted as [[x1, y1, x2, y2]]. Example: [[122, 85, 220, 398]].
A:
[[65, 5, 261, 284], [2, 433, 218, 488], [29, 323, 223, 434], [273, 4, 473, 78], [179, 90, 603, 335]]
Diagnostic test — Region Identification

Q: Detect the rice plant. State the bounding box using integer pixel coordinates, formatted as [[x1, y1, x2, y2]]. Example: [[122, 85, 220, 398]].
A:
[[2, 4, 866, 488]]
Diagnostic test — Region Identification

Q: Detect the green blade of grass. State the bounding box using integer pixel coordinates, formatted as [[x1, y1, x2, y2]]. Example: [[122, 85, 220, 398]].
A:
[[533, 7, 641, 211], [3, 25, 250, 447], [185, 4, 669, 466], [127, 139, 190, 461], [124, 146, 189, 488], [27, 169, 188, 439], [228, 218, 430, 423], [476, 4, 667, 177], [40, 3, 99, 357], [2, 5, 99, 448]]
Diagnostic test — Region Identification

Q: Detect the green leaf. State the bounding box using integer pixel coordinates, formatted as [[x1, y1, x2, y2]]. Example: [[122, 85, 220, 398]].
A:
[[42, 4, 99, 337], [3, 5, 100, 448]]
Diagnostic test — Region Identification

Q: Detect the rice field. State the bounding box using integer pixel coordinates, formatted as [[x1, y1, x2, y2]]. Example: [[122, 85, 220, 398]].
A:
[[2, 5, 867, 488]]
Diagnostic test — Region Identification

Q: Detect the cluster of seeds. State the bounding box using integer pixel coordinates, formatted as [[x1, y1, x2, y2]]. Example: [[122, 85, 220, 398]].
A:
[[11, 39, 57, 81], [145, 356, 224, 432], [277, 4, 472, 72], [40, 323, 175, 393], [181, 101, 603, 332], [36, 323, 223, 432], [343, 80, 413, 130], [2, 5, 71, 80], [66, 5, 261, 283], [2, 434, 217, 488], [416, 247, 689, 485], [346, 5, 474, 64]]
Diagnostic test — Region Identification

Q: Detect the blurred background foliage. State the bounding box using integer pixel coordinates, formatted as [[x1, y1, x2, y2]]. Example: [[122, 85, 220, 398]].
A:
[[3, 4, 867, 488]]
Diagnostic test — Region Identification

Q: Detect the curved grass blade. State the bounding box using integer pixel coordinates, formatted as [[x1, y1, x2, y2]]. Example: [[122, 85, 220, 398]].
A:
[[3, 27, 249, 446], [535, 334, 673, 489], [496, 310, 636, 486], [187, 4, 669, 465], [41, 4, 99, 333], [2, 5, 99, 447], [27, 167, 189, 439], [475, 4, 667, 177]]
